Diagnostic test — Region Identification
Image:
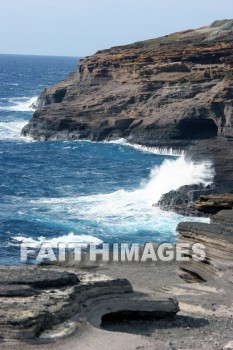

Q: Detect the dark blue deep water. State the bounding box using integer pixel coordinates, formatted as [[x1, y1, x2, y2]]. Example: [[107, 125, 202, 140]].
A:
[[0, 54, 209, 264]]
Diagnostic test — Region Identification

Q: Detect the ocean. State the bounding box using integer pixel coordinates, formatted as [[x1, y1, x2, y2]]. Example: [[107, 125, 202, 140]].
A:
[[0, 54, 212, 265]]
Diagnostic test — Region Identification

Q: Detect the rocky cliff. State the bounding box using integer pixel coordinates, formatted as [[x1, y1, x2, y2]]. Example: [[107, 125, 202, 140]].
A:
[[22, 20, 233, 190]]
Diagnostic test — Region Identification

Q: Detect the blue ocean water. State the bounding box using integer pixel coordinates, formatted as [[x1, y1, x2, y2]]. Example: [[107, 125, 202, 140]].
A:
[[0, 54, 211, 265]]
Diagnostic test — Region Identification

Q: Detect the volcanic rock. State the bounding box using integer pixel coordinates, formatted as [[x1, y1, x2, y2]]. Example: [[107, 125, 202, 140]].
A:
[[195, 194, 233, 214], [177, 209, 233, 282], [0, 266, 79, 288], [157, 184, 213, 216], [0, 266, 179, 344], [22, 20, 233, 190]]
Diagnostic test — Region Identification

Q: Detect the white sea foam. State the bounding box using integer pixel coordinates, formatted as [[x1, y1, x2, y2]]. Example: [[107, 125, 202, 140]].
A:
[[0, 96, 37, 140], [0, 96, 37, 112], [12, 232, 103, 248], [0, 121, 32, 141], [3, 137, 213, 244], [141, 156, 214, 204], [28, 157, 212, 239], [106, 138, 185, 156], [36, 157, 213, 207]]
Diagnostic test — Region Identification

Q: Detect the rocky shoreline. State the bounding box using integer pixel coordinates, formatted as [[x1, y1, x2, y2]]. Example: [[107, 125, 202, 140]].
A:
[[3, 19, 231, 349], [22, 20, 233, 193], [0, 196, 233, 349]]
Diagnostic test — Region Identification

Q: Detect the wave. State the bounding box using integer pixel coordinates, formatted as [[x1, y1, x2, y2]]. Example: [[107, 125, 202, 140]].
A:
[[0, 96, 37, 112], [28, 157, 213, 241], [0, 121, 32, 141], [36, 157, 213, 208], [106, 139, 185, 156], [11, 232, 103, 248], [141, 156, 214, 204]]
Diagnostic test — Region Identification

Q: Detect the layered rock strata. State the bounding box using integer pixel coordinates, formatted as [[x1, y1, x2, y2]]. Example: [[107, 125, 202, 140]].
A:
[[195, 193, 233, 213], [22, 20, 233, 190], [0, 266, 179, 344], [177, 205, 233, 283]]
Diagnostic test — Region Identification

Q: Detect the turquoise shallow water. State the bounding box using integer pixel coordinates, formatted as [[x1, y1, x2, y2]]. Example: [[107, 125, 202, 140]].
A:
[[0, 54, 210, 265]]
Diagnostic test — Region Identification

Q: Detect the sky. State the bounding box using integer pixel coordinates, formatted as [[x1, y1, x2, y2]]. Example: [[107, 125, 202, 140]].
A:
[[0, 0, 233, 57]]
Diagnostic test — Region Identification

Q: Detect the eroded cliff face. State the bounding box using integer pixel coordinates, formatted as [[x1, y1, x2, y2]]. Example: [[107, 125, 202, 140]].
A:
[[22, 20, 233, 188]]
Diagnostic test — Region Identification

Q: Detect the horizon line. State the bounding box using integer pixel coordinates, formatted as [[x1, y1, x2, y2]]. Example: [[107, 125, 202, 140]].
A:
[[0, 53, 84, 58]]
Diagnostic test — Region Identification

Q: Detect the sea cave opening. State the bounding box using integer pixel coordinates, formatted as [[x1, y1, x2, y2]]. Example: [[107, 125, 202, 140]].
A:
[[177, 118, 218, 140]]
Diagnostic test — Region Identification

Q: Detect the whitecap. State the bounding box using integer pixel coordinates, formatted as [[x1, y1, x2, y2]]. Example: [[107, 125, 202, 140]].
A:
[[11, 232, 103, 248], [105, 138, 185, 156], [0, 121, 32, 141], [29, 157, 213, 238], [0, 96, 37, 112]]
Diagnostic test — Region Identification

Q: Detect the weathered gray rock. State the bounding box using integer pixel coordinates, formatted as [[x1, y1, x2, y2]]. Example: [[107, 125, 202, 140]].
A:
[[0, 266, 179, 344], [0, 285, 37, 297], [177, 209, 233, 282], [0, 266, 79, 288], [157, 184, 213, 216], [212, 208, 233, 225]]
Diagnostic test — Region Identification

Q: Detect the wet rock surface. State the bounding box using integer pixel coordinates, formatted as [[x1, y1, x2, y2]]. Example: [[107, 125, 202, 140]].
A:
[[157, 184, 214, 216]]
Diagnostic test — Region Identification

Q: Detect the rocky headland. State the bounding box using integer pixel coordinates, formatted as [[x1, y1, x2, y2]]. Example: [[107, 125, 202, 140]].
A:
[[22, 19, 233, 193], [9, 19, 233, 349]]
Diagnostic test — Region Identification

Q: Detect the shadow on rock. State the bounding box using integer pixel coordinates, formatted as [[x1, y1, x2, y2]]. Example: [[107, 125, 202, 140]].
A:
[[101, 314, 209, 336]]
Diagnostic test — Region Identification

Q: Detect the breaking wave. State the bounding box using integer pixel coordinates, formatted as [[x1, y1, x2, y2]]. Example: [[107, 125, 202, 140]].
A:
[[11, 232, 103, 248], [106, 139, 185, 156], [0, 96, 37, 112], [0, 121, 31, 141], [26, 157, 213, 243]]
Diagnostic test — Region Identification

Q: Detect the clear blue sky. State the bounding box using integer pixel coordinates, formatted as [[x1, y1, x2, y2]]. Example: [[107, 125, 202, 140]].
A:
[[1, 0, 233, 57]]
